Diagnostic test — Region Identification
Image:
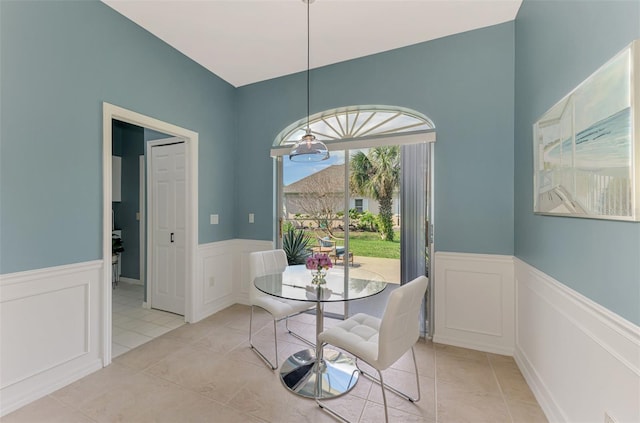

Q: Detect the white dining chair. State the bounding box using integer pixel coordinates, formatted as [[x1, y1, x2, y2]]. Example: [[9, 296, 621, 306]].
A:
[[249, 249, 315, 370], [316, 275, 428, 422]]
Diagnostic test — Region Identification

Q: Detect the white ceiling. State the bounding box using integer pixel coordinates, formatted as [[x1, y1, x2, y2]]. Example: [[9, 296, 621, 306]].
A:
[[102, 0, 522, 87]]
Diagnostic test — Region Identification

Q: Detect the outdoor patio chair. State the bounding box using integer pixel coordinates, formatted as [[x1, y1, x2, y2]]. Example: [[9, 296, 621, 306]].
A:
[[316, 232, 353, 265]]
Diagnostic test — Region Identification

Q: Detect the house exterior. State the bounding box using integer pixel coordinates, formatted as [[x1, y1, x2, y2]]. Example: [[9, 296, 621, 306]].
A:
[[282, 164, 400, 224], [1, 1, 638, 421]]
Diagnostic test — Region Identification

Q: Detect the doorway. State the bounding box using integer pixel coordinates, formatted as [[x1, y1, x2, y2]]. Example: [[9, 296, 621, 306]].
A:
[[102, 102, 199, 365], [272, 106, 436, 335], [110, 130, 187, 358], [278, 143, 431, 318]]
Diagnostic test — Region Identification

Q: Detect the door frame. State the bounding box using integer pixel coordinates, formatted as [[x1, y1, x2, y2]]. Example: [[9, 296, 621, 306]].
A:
[[139, 155, 146, 304], [102, 102, 199, 366], [275, 136, 435, 323]]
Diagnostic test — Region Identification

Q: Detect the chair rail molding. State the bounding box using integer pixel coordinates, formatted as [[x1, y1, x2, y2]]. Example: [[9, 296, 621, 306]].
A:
[[433, 252, 515, 355], [514, 258, 640, 423], [0, 261, 103, 417]]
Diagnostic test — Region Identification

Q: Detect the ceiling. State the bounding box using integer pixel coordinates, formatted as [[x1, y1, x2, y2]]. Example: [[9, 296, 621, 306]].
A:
[[102, 0, 522, 88]]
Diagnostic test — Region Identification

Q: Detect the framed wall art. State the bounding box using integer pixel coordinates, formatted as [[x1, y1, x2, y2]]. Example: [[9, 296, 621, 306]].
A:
[[533, 40, 640, 221]]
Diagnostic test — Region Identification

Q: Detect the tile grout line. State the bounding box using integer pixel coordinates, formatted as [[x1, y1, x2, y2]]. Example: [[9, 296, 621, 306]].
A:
[[112, 282, 185, 357], [487, 353, 516, 423], [47, 388, 99, 422], [7, 303, 546, 423], [433, 344, 439, 423]]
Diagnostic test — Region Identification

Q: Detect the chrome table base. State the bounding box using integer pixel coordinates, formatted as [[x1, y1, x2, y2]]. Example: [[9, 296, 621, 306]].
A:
[[279, 348, 359, 399]]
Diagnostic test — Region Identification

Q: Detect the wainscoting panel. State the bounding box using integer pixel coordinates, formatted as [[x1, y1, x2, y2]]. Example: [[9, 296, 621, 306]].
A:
[[194, 241, 237, 322], [514, 258, 640, 423], [1, 284, 88, 388], [194, 240, 273, 322], [234, 240, 275, 305], [433, 252, 515, 355], [0, 261, 103, 417]]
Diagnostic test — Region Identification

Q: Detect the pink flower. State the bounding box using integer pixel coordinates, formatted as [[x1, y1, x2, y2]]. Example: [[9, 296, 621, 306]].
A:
[[306, 253, 333, 271]]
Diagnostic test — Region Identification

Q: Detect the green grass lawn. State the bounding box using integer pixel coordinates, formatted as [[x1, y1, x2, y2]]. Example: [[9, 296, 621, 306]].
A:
[[308, 230, 400, 259]]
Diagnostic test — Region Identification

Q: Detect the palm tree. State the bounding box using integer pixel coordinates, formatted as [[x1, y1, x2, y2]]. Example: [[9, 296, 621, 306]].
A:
[[349, 146, 400, 241]]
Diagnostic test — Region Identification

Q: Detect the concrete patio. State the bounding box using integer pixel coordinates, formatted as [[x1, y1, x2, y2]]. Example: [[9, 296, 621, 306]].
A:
[[335, 255, 401, 284]]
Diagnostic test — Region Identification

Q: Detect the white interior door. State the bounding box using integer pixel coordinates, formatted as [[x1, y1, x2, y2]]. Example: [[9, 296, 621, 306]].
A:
[[151, 142, 186, 315]]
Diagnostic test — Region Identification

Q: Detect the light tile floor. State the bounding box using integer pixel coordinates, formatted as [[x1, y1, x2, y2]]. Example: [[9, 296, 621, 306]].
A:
[[5, 304, 548, 422], [111, 282, 185, 358]]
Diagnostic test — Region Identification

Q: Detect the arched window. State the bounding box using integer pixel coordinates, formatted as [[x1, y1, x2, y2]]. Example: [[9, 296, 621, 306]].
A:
[[271, 105, 435, 156]]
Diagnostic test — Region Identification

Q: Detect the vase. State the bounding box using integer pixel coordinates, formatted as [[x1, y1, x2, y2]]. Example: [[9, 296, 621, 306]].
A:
[[311, 268, 327, 285]]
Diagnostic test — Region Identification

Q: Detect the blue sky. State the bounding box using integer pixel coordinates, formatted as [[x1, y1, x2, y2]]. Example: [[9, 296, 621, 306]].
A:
[[283, 150, 346, 185]]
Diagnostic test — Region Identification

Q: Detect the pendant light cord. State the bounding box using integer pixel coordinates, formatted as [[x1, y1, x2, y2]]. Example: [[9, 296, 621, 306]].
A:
[[290, 0, 329, 162], [306, 0, 310, 131]]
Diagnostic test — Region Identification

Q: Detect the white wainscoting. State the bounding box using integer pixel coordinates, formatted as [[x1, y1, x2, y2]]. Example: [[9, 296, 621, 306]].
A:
[[0, 261, 103, 417], [514, 258, 640, 423], [233, 239, 274, 305], [433, 252, 515, 355], [193, 239, 273, 322], [194, 240, 237, 322]]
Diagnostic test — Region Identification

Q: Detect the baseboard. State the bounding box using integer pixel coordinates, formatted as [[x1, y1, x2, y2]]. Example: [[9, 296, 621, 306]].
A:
[[514, 258, 640, 423], [514, 346, 567, 422], [0, 359, 102, 417], [0, 261, 103, 417], [118, 277, 141, 285], [433, 252, 515, 355], [433, 334, 515, 356]]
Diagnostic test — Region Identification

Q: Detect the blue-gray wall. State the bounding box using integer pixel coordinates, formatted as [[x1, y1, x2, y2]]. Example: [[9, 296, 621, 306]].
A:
[[144, 128, 172, 142], [111, 121, 124, 244], [236, 23, 516, 255], [3, 0, 636, 326], [514, 0, 640, 324], [112, 122, 123, 156], [0, 0, 237, 274]]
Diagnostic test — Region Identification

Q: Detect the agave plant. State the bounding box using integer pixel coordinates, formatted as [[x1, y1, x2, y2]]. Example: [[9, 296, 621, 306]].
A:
[[282, 227, 311, 265]]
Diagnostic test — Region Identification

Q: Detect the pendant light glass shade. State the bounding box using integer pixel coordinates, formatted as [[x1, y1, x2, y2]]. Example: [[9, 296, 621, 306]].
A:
[[290, 129, 329, 162], [289, 0, 329, 162]]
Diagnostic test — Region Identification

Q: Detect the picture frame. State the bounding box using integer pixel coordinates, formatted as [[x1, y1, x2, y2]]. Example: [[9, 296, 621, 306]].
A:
[[533, 40, 640, 221]]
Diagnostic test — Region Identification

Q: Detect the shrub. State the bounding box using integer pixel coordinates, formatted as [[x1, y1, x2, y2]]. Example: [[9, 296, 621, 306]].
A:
[[282, 220, 295, 233], [282, 227, 312, 265], [359, 211, 379, 232]]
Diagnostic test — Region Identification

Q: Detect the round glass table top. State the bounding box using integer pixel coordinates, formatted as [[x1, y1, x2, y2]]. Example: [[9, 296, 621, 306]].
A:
[[253, 265, 387, 303]]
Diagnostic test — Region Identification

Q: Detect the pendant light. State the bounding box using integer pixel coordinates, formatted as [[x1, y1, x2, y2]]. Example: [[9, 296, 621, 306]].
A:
[[289, 0, 329, 162]]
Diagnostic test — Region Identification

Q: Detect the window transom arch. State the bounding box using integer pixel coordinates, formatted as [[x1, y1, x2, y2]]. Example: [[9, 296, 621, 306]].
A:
[[273, 105, 435, 148]]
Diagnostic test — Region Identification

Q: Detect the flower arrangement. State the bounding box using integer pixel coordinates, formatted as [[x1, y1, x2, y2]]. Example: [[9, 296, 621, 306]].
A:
[[306, 253, 333, 271], [305, 253, 332, 284]]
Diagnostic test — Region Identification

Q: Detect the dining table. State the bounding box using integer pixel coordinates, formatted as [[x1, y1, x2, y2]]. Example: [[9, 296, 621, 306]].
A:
[[253, 264, 387, 399]]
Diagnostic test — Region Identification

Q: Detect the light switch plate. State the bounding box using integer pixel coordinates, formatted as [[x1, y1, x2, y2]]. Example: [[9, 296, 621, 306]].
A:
[[210, 214, 219, 225], [249, 213, 255, 223]]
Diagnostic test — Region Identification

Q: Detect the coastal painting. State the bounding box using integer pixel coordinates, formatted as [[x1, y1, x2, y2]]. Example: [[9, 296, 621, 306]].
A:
[[534, 40, 640, 221]]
